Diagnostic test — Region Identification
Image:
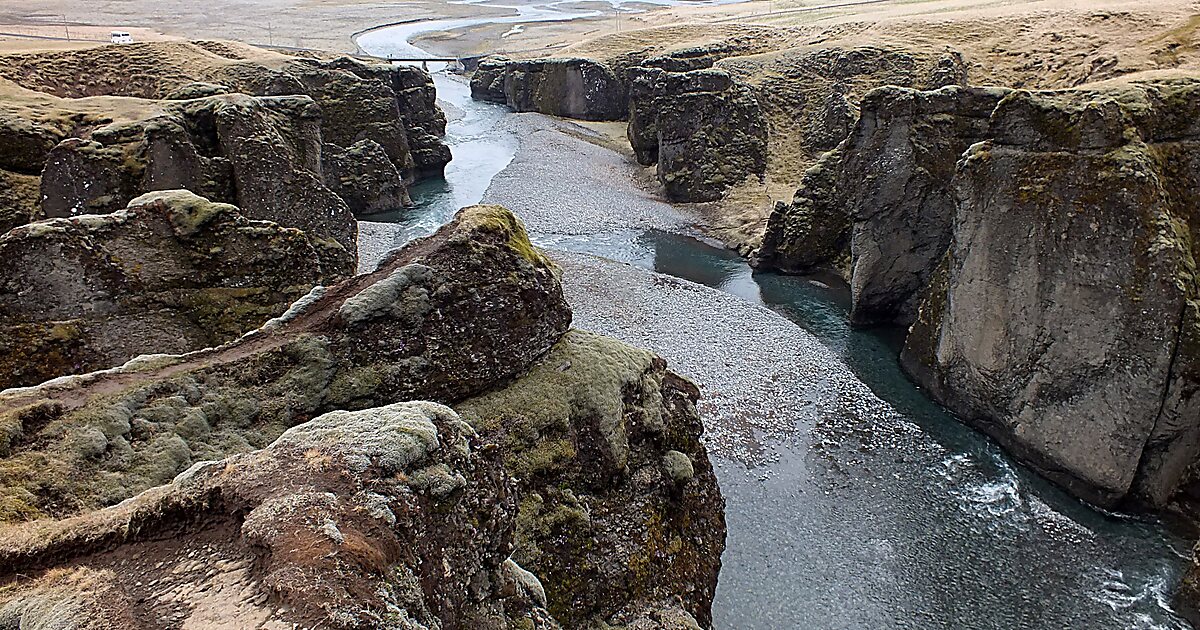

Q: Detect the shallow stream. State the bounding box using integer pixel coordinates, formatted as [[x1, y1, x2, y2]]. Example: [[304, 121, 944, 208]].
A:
[[357, 24, 1195, 629]]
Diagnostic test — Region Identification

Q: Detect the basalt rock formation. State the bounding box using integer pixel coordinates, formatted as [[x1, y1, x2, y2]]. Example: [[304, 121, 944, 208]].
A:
[[319, 56, 452, 179], [628, 64, 767, 203], [322, 139, 412, 214], [40, 93, 359, 255], [0, 190, 351, 390], [902, 80, 1200, 511], [0, 205, 725, 628], [471, 57, 628, 121], [0, 41, 451, 236], [756, 85, 1009, 325]]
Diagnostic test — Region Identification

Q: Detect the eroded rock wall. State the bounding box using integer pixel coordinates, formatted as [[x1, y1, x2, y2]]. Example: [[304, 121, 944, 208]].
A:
[[39, 93, 359, 256], [901, 81, 1200, 510], [760, 75, 1200, 518], [471, 57, 628, 121], [0, 190, 351, 390], [844, 86, 1008, 326]]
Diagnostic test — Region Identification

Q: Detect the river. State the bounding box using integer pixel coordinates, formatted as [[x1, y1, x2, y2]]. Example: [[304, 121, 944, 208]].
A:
[[355, 19, 1194, 630]]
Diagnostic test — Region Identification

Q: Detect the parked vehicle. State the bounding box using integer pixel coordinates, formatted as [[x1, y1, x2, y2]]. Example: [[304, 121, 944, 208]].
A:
[[110, 31, 133, 44]]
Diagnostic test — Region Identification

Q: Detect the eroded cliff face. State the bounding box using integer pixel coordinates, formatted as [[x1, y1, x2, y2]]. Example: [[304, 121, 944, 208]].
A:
[[756, 85, 1009, 325], [902, 81, 1200, 510], [40, 92, 359, 253], [759, 76, 1200, 514], [0, 205, 726, 629], [471, 57, 628, 122], [0, 190, 351, 390], [0, 41, 451, 237]]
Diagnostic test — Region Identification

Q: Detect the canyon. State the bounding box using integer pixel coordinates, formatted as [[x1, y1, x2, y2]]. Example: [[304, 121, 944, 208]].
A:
[[2, 0, 1200, 628]]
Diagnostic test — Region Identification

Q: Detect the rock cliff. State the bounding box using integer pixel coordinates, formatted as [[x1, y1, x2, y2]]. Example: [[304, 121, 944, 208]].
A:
[[901, 80, 1200, 511], [756, 85, 1008, 325], [40, 93, 359, 254], [0, 190, 351, 390], [0, 41, 451, 236], [760, 77, 1200, 513], [471, 57, 627, 121]]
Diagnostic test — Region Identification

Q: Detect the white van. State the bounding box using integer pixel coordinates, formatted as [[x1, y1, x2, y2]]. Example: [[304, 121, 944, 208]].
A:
[[110, 31, 133, 44]]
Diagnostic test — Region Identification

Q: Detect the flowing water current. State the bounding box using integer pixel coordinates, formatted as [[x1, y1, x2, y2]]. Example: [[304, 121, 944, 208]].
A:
[[357, 22, 1194, 629]]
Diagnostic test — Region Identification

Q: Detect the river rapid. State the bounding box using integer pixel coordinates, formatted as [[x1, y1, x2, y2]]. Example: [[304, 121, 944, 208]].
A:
[[356, 22, 1195, 629]]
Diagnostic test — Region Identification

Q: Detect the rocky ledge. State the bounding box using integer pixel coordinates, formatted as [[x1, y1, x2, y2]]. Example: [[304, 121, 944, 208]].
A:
[[0, 189, 352, 390], [0, 205, 725, 629]]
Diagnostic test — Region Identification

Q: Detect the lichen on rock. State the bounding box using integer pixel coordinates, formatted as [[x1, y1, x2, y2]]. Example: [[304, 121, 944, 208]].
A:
[[455, 330, 725, 628], [0, 189, 348, 389]]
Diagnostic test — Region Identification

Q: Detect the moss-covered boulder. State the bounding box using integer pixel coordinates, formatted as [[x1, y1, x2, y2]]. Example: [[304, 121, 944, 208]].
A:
[[0, 402, 559, 628], [0, 204, 569, 522], [0, 189, 351, 390], [456, 330, 725, 628]]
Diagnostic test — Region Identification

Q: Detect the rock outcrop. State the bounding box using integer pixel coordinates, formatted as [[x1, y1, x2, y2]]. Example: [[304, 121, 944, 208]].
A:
[[755, 84, 1008, 323], [471, 57, 627, 121], [457, 330, 725, 627], [754, 146, 850, 275], [762, 78, 1200, 511], [901, 80, 1200, 511], [628, 65, 767, 202], [40, 94, 359, 255], [0, 190, 351, 390], [320, 56, 452, 177], [322, 139, 412, 215], [0, 205, 726, 628], [0, 41, 452, 234], [0, 401, 558, 629]]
